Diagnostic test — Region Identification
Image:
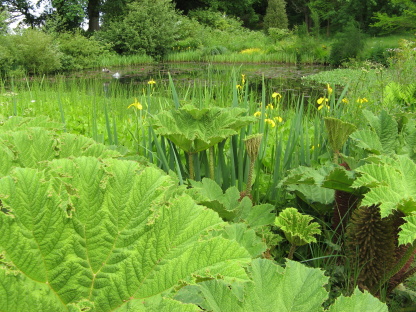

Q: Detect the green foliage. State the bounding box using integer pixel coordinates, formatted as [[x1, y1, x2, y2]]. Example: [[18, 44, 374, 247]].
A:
[[0, 120, 256, 311], [152, 105, 256, 153], [384, 82, 416, 110], [328, 287, 388, 312], [176, 259, 387, 312], [47, 0, 86, 32], [188, 9, 243, 31], [324, 117, 356, 154], [352, 155, 416, 219], [267, 27, 291, 42], [99, 0, 180, 57], [188, 178, 275, 228], [173, 15, 205, 50], [281, 163, 358, 195], [4, 29, 62, 74], [56, 32, 110, 70], [371, 0, 416, 34], [275, 207, 321, 246], [0, 35, 15, 74], [263, 0, 289, 32], [0, 9, 8, 34], [349, 110, 398, 155], [329, 21, 365, 66]]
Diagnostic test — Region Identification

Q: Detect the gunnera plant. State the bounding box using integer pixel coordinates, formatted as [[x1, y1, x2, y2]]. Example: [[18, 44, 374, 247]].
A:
[[346, 204, 416, 298], [346, 205, 397, 294]]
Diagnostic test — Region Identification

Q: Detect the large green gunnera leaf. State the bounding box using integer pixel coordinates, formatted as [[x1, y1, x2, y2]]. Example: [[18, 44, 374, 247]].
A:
[[0, 157, 251, 311], [175, 259, 388, 311], [352, 155, 416, 217], [352, 155, 416, 245], [0, 128, 120, 176], [152, 105, 256, 153], [349, 110, 398, 155], [275, 208, 321, 246]]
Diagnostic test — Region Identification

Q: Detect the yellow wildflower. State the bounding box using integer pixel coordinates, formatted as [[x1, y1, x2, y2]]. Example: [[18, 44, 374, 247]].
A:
[[272, 92, 282, 100], [236, 84, 242, 90], [240, 48, 262, 54], [264, 118, 276, 128], [274, 116, 283, 123], [128, 98, 143, 110], [317, 97, 328, 105], [317, 97, 330, 111], [266, 103, 274, 110], [311, 144, 320, 151], [148, 79, 156, 85], [318, 103, 330, 111], [241, 74, 246, 85], [254, 111, 262, 117], [341, 98, 349, 104], [356, 97, 369, 104], [326, 84, 333, 95]]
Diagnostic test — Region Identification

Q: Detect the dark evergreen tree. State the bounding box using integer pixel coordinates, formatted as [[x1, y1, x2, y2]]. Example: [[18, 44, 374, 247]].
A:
[[263, 0, 288, 31]]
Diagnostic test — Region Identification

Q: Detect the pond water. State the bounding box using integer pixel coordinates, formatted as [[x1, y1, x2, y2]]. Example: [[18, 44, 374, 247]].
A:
[[69, 62, 328, 98]]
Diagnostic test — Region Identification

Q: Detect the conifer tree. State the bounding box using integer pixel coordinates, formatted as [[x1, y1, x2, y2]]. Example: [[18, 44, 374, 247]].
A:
[[263, 0, 288, 31]]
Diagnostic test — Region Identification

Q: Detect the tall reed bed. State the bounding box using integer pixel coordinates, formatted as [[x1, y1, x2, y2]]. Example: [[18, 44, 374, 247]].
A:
[[98, 54, 155, 67], [165, 51, 305, 64]]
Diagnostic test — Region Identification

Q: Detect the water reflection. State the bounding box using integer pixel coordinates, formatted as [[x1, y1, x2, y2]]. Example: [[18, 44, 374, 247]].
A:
[[95, 62, 327, 96]]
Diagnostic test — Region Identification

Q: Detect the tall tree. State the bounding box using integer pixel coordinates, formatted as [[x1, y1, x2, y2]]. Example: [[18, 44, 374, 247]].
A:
[[86, 0, 100, 31], [286, 0, 311, 30], [0, 0, 46, 28], [371, 0, 416, 33], [49, 0, 85, 31], [263, 0, 288, 31]]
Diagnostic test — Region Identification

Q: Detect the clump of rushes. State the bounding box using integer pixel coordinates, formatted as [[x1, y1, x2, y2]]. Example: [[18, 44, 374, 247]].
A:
[[240, 134, 263, 200]]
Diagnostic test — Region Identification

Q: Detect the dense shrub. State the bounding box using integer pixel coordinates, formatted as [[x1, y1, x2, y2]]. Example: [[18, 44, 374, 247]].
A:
[[98, 0, 180, 58], [268, 28, 291, 42], [329, 21, 365, 66], [5, 29, 61, 74], [172, 15, 205, 50], [56, 32, 110, 70], [188, 9, 243, 31]]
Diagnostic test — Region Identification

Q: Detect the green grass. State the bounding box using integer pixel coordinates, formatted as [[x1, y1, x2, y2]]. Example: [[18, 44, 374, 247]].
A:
[[98, 53, 155, 67]]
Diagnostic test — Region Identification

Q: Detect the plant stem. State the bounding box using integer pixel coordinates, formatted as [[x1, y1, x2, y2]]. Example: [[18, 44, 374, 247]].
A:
[[209, 146, 215, 179], [188, 152, 194, 180], [288, 244, 297, 260], [245, 156, 255, 196]]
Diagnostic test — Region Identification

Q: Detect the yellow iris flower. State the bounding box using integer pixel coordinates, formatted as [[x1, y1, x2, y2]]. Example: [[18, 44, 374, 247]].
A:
[[317, 97, 330, 111], [272, 92, 282, 100], [264, 118, 276, 128], [326, 84, 333, 95], [356, 97, 369, 103], [128, 98, 143, 110]]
